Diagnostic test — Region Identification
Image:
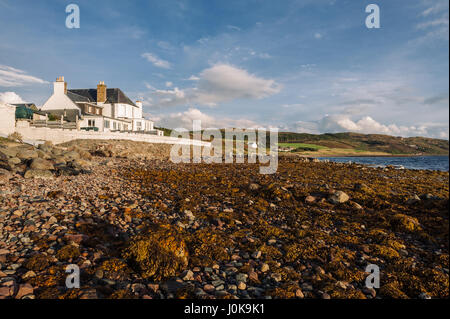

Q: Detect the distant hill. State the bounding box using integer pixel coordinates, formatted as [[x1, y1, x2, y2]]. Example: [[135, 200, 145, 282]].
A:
[[156, 127, 449, 155], [278, 132, 449, 155]]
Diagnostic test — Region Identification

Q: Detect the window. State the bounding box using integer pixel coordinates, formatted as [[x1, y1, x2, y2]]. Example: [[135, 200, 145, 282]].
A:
[[113, 122, 117, 130], [105, 120, 110, 129], [88, 120, 95, 127]]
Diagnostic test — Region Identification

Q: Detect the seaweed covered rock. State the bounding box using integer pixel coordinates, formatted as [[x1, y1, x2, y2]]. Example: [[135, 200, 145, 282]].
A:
[[122, 224, 188, 280], [56, 245, 80, 261], [391, 214, 421, 232], [24, 254, 52, 272], [187, 228, 230, 266]]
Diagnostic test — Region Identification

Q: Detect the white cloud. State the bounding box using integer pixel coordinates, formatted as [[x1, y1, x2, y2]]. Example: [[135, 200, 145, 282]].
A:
[[0, 91, 25, 104], [415, 0, 449, 42], [146, 64, 281, 108], [150, 108, 261, 130], [165, 81, 173, 87], [421, 1, 448, 16], [290, 114, 449, 139], [141, 53, 171, 69], [227, 25, 241, 32], [314, 32, 323, 39], [0, 65, 47, 87]]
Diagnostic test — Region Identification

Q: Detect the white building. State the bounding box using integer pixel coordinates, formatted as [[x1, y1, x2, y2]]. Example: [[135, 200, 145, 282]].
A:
[[0, 103, 16, 136], [41, 77, 160, 134]]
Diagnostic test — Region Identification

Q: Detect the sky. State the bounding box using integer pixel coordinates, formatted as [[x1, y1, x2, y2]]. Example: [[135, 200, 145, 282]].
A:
[[0, 0, 448, 139]]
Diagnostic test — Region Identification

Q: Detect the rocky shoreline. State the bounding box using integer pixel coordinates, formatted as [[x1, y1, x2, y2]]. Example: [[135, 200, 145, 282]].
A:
[[0, 140, 448, 299]]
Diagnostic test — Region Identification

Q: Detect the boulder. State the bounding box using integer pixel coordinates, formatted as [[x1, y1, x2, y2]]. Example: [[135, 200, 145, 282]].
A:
[[37, 150, 52, 160], [71, 159, 91, 170], [0, 147, 18, 159], [0, 160, 14, 171], [30, 158, 54, 170], [51, 148, 64, 156], [328, 191, 350, 204], [53, 156, 67, 165], [16, 149, 38, 160], [24, 169, 54, 179], [8, 157, 21, 165], [63, 151, 80, 161], [0, 168, 12, 184]]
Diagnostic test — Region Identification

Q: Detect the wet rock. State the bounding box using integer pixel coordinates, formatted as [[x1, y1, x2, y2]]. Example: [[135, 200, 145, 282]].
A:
[[122, 225, 188, 280], [328, 191, 350, 204], [79, 288, 98, 299], [24, 169, 53, 179], [237, 282, 247, 290], [30, 158, 54, 170], [260, 263, 270, 273], [295, 289, 304, 298], [406, 194, 421, 205], [15, 284, 34, 299], [16, 149, 38, 160], [181, 270, 194, 281], [305, 195, 316, 203]]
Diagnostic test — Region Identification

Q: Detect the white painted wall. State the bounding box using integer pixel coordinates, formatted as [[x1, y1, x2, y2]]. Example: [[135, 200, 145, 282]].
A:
[[79, 116, 105, 131], [134, 101, 143, 119], [102, 103, 113, 118], [0, 103, 16, 136], [41, 81, 80, 111], [15, 125, 210, 147]]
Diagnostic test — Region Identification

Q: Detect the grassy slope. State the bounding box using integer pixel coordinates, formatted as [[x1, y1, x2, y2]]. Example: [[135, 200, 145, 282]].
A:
[[155, 128, 449, 156], [278, 132, 449, 155]]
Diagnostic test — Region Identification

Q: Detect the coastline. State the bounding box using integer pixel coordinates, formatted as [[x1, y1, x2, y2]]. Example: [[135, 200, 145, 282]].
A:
[[1, 140, 448, 299]]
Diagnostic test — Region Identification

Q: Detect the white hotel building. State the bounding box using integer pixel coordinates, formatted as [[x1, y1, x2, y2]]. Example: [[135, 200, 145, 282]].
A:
[[40, 77, 160, 134]]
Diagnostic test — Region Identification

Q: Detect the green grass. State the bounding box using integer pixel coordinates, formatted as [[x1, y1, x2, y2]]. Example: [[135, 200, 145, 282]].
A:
[[278, 142, 328, 150]]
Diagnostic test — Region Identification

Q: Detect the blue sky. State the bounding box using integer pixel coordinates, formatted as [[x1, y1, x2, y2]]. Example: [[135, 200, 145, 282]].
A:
[[0, 0, 448, 138]]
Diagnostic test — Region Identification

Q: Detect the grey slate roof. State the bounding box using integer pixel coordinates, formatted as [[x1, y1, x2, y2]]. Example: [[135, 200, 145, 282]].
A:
[[67, 88, 136, 106]]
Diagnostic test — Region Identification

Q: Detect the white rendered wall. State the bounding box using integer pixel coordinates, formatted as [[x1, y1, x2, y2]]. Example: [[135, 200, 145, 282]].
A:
[[41, 82, 80, 111], [0, 103, 16, 135], [15, 125, 211, 147]]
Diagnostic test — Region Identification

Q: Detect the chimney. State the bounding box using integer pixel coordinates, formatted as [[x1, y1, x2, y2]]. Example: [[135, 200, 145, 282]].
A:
[[54, 76, 67, 95], [97, 81, 107, 103], [136, 101, 143, 108]]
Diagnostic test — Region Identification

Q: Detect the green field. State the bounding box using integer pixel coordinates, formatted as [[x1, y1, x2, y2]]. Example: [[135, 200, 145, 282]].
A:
[[278, 142, 328, 150]]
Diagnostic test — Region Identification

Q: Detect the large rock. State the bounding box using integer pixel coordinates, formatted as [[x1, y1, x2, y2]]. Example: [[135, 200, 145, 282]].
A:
[[0, 168, 12, 184], [30, 158, 54, 170], [24, 169, 54, 179], [53, 156, 67, 165], [16, 149, 38, 160], [37, 150, 51, 160], [122, 224, 189, 280], [63, 151, 80, 161], [71, 159, 91, 169], [8, 157, 21, 165], [51, 148, 64, 156], [0, 160, 14, 171], [0, 147, 18, 159], [328, 191, 350, 204]]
